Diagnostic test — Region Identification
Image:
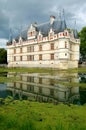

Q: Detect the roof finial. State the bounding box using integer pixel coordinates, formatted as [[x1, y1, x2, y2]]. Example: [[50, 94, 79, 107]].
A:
[[60, 9, 67, 30], [20, 25, 22, 37], [58, 9, 61, 21], [9, 28, 13, 42], [74, 19, 76, 30], [62, 8, 65, 20], [74, 19, 78, 38]]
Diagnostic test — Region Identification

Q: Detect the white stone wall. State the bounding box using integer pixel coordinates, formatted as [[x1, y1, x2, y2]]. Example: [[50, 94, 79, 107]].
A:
[[7, 30, 80, 69]]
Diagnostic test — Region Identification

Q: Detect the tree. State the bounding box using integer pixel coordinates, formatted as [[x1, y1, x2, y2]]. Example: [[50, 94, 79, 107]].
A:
[[79, 27, 86, 60], [0, 48, 7, 64]]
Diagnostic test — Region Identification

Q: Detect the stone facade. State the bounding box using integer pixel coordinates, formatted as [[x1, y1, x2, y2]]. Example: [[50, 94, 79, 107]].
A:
[[7, 16, 80, 69]]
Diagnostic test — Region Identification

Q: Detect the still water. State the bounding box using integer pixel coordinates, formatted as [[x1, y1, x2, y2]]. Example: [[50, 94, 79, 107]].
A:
[[0, 71, 86, 105]]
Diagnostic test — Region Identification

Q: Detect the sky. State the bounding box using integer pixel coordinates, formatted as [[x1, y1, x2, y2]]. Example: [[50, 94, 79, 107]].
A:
[[0, 0, 86, 48]]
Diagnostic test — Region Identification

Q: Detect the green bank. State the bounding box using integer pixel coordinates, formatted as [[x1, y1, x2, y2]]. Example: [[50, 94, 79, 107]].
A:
[[0, 98, 86, 130], [0, 67, 86, 73]]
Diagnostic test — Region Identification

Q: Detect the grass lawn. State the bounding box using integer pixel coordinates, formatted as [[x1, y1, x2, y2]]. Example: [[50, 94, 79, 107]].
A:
[[0, 98, 86, 130]]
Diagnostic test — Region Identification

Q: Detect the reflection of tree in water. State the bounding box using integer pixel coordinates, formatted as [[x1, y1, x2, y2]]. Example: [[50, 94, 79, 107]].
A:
[[78, 73, 86, 105], [79, 73, 86, 83], [80, 88, 86, 105]]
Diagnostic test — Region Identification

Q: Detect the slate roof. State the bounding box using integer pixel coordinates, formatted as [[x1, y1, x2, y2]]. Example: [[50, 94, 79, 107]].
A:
[[74, 29, 79, 39], [7, 17, 79, 44], [17, 19, 67, 41], [36, 19, 67, 36]]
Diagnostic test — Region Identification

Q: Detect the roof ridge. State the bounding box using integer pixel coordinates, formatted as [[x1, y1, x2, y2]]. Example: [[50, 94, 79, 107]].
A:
[[37, 21, 49, 27]]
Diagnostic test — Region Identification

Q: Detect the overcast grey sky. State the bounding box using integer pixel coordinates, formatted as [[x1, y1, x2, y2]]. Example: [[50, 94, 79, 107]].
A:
[[0, 0, 86, 41]]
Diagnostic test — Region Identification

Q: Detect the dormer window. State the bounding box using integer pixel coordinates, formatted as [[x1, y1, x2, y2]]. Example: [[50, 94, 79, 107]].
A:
[[37, 31, 43, 41], [27, 24, 37, 40], [19, 36, 22, 44], [29, 32, 33, 37], [12, 39, 16, 44], [49, 28, 54, 37]]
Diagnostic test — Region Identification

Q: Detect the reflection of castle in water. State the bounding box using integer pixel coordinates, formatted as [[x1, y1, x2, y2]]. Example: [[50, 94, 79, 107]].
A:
[[7, 72, 80, 104]]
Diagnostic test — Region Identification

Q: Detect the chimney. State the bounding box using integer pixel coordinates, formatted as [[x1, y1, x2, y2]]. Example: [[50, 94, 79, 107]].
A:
[[50, 15, 55, 24]]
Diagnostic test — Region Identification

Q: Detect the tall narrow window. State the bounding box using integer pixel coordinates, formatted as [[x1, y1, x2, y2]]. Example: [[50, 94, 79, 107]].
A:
[[20, 56, 22, 61], [20, 48, 22, 53], [14, 56, 16, 61], [65, 42, 67, 48], [31, 46, 34, 52], [51, 43, 54, 50], [50, 54, 54, 60], [39, 54, 42, 60], [39, 45, 42, 51], [39, 77, 42, 84], [50, 89, 54, 96], [14, 49, 16, 54], [70, 44, 72, 51], [27, 46, 31, 52], [39, 87, 42, 93], [38, 35, 42, 41]]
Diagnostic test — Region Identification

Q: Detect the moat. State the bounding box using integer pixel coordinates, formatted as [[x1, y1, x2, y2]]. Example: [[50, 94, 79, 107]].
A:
[[0, 71, 86, 105]]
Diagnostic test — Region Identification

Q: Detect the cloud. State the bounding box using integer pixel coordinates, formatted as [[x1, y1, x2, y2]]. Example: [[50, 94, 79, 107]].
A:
[[0, 38, 8, 48], [0, 0, 86, 40]]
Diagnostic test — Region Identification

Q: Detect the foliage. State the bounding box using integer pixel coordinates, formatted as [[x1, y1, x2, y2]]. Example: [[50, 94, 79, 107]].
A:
[[0, 48, 7, 64], [0, 99, 86, 130], [79, 27, 86, 59]]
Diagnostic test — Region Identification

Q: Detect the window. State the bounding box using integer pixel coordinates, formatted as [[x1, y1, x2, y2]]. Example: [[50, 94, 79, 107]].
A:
[[27, 55, 34, 61], [27, 85, 34, 92], [50, 54, 54, 60], [51, 43, 54, 50], [20, 48, 22, 53], [50, 89, 54, 96], [20, 56, 22, 61], [29, 31, 36, 37], [27, 46, 34, 52], [39, 77, 42, 84], [29, 32, 33, 36], [20, 76, 22, 80], [14, 49, 16, 54], [39, 54, 42, 60], [70, 54, 72, 60], [50, 79, 54, 85], [65, 32, 68, 36], [39, 45, 42, 51], [39, 87, 42, 93], [14, 82, 16, 87], [14, 56, 16, 61], [27, 46, 31, 52], [27, 76, 34, 82], [70, 44, 72, 51], [65, 42, 67, 48], [20, 83, 22, 89], [38, 35, 42, 41], [50, 32, 53, 37]]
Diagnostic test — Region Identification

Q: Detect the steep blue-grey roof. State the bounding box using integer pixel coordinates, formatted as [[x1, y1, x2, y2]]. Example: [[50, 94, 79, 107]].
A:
[[15, 19, 67, 40], [74, 29, 79, 39], [7, 18, 67, 44], [36, 19, 67, 36]]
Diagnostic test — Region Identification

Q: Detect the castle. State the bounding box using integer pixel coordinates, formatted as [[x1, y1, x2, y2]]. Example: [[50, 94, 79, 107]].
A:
[[7, 15, 80, 69]]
